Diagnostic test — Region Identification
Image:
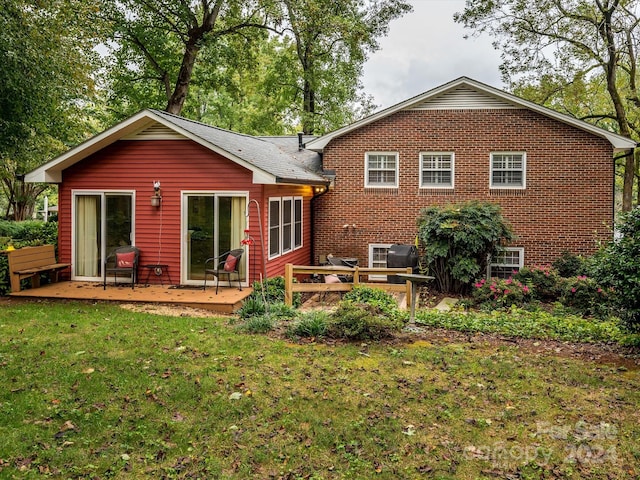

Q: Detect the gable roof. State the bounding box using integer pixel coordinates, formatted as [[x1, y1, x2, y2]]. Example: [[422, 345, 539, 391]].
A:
[[25, 109, 327, 185], [306, 77, 637, 153]]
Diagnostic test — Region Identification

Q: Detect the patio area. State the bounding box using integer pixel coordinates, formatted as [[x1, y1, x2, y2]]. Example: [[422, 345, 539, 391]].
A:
[[9, 281, 252, 314]]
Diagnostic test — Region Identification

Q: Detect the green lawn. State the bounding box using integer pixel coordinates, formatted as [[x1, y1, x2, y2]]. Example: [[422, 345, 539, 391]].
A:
[[1, 300, 639, 479]]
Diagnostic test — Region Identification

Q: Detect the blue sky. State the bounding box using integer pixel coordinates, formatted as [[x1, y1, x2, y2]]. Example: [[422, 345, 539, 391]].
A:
[[362, 0, 503, 109]]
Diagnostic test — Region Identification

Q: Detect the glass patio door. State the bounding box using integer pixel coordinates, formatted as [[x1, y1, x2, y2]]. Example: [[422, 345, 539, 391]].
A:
[[184, 193, 246, 284], [73, 192, 133, 280]]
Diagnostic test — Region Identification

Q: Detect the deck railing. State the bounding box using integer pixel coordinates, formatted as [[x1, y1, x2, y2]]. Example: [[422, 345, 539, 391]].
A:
[[284, 263, 413, 307]]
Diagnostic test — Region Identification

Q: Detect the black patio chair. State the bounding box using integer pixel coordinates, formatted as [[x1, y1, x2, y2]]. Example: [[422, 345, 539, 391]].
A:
[[103, 246, 140, 289], [203, 248, 244, 294]]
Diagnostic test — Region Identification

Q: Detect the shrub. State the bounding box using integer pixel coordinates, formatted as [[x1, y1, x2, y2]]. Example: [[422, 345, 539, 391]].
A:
[[417, 201, 514, 294], [250, 276, 301, 308], [237, 297, 267, 319], [266, 302, 298, 319], [343, 286, 398, 315], [589, 207, 640, 330], [0, 221, 59, 296], [559, 276, 611, 319], [552, 251, 588, 278], [513, 265, 562, 301], [472, 277, 533, 311], [287, 311, 329, 338], [327, 301, 403, 341]]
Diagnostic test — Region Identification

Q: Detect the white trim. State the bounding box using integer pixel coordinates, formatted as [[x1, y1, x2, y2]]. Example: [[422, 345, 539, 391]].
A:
[[306, 77, 636, 152], [489, 247, 524, 278], [420, 152, 455, 189], [180, 191, 249, 286], [368, 243, 393, 281], [71, 189, 136, 281], [365, 152, 399, 188], [268, 195, 304, 259], [25, 110, 279, 184], [489, 152, 527, 190]]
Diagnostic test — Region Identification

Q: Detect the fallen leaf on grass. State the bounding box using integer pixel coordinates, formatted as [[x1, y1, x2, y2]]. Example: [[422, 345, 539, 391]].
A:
[[82, 367, 94, 374], [229, 392, 242, 400]]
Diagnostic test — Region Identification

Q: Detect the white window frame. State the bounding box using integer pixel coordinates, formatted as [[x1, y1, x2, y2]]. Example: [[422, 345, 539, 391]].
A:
[[71, 189, 136, 281], [488, 247, 524, 278], [365, 152, 399, 188], [368, 243, 393, 281], [490, 152, 526, 189], [268, 196, 303, 259], [420, 152, 454, 189]]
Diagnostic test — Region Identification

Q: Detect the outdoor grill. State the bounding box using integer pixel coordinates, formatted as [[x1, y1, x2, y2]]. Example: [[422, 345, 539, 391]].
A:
[[386, 244, 419, 283]]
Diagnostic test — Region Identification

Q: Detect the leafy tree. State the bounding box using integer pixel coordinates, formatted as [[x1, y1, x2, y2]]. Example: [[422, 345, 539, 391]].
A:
[[0, 0, 100, 220], [417, 201, 514, 294], [281, 0, 412, 134], [590, 207, 640, 330], [101, 0, 281, 118], [455, 0, 640, 211]]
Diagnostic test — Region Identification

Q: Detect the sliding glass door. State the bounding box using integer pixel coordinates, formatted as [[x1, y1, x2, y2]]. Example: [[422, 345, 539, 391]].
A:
[[73, 192, 134, 280], [183, 193, 246, 284]]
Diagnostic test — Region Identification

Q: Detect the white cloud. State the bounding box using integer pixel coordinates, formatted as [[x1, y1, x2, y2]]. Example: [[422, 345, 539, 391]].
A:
[[362, 0, 503, 109]]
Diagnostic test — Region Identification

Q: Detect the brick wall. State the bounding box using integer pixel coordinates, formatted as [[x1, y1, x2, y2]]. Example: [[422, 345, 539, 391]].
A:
[[313, 109, 614, 268]]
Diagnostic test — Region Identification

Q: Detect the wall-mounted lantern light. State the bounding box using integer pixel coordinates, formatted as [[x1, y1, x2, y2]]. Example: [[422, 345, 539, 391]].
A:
[[151, 181, 162, 207]]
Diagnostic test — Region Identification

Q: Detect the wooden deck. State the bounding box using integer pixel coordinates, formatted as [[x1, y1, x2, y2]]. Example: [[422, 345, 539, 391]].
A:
[[8, 281, 252, 314]]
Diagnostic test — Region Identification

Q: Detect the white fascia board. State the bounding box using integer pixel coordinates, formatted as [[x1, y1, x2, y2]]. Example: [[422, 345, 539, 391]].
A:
[[25, 109, 278, 184], [306, 77, 636, 152], [25, 110, 162, 183]]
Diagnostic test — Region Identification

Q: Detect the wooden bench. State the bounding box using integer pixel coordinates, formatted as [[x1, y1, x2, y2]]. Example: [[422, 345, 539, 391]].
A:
[[7, 245, 71, 293]]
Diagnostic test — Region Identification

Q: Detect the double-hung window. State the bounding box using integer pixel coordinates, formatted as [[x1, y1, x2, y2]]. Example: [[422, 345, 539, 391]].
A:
[[421, 152, 454, 188], [269, 197, 303, 258], [489, 247, 524, 279], [490, 152, 526, 189], [365, 152, 398, 188], [369, 244, 393, 280]]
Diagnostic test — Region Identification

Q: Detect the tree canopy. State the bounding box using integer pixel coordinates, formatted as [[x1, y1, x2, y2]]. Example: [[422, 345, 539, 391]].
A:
[[0, 0, 100, 220]]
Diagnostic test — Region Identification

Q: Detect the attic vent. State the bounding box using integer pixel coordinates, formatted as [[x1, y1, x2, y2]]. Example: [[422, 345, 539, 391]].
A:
[[123, 123, 187, 140], [411, 86, 518, 110]]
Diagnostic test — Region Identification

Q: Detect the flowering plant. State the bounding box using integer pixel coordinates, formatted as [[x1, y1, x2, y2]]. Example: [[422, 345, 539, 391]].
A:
[[472, 277, 533, 310], [513, 265, 561, 301], [559, 275, 610, 318]]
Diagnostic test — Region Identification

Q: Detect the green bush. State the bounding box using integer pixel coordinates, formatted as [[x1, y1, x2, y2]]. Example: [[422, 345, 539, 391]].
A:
[[513, 265, 562, 301], [0, 221, 59, 296], [589, 208, 640, 330], [559, 276, 611, 319], [287, 311, 329, 338], [472, 277, 533, 311], [417, 201, 514, 294], [552, 251, 588, 278], [343, 286, 398, 315], [327, 301, 403, 341], [250, 276, 301, 308], [237, 296, 266, 319]]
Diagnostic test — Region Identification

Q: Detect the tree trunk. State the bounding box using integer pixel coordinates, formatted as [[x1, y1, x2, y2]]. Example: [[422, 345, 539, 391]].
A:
[[166, 41, 200, 115], [600, 3, 636, 211], [302, 77, 315, 135]]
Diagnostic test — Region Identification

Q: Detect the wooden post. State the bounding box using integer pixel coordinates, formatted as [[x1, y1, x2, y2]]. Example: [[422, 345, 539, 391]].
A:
[[284, 263, 293, 306], [353, 266, 360, 286], [405, 267, 412, 309]]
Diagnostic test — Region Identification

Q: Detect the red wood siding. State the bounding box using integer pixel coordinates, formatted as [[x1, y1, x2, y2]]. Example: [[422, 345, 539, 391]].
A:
[[262, 184, 315, 280], [314, 109, 614, 269], [58, 139, 289, 284]]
